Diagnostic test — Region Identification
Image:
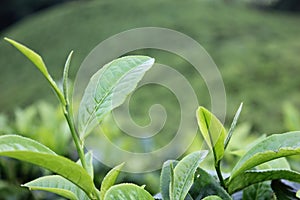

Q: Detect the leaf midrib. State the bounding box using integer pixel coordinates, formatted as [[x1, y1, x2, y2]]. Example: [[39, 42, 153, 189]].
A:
[[81, 58, 147, 136]]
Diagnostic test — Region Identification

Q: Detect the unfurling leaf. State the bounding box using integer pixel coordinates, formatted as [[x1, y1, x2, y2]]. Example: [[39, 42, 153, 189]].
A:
[[100, 163, 124, 199], [196, 107, 227, 162]]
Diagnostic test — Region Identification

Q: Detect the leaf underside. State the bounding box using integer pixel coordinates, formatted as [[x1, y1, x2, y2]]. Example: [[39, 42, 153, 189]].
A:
[[23, 175, 89, 200], [0, 135, 95, 197]]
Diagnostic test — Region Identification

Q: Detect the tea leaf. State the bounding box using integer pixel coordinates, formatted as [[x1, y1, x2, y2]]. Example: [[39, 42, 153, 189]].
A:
[[76, 151, 94, 179], [63, 51, 73, 104], [202, 196, 223, 200], [196, 107, 227, 162], [227, 169, 300, 194], [160, 160, 178, 200], [271, 180, 300, 200], [225, 103, 243, 149], [242, 182, 274, 200], [172, 151, 208, 200], [0, 135, 96, 198], [104, 183, 154, 200], [100, 163, 124, 199], [23, 175, 89, 200], [189, 168, 231, 199], [4, 38, 65, 104], [78, 56, 155, 138], [230, 131, 300, 179]]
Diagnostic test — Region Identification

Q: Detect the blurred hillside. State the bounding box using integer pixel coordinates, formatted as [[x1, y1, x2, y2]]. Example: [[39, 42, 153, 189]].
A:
[[0, 0, 300, 134]]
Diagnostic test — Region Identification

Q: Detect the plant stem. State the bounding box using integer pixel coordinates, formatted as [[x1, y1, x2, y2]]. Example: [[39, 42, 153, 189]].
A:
[[63, 105, 88, 171], [215, 160, 226, 190]]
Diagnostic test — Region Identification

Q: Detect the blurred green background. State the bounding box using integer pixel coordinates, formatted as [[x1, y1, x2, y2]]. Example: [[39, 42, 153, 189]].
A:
[[0, 0, 300, 199]]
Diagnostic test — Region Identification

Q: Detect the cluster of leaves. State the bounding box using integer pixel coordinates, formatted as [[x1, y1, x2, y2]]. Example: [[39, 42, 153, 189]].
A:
[[1, 38, 300, 199]]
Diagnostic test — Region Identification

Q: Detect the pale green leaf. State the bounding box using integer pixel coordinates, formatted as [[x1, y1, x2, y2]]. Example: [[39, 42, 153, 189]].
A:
[[202, 196, 223, 200], [100, 163, 124, 199], [4, 38, 49, 77], [23, 175, 89, 200], [63, 51, 73, 104], [227, 169, 300, 194], [230, 131, 300, 179], [104, 183, 154, 200], [76, 151, 94, 179], [4, 38, 65, 104], [78, 56, 155, 138], [297, 190, 300, 198], [196, 107, 226, 162], [224, 103, 243, 149], [172, 151, 208, 200], [0, 135, 96, 199], [160, 160, 178, 200]]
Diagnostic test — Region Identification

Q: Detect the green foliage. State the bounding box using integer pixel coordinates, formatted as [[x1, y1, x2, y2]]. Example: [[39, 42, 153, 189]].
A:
[[2, 38, 300, 199], [23, 175, 89, 200], [100, 163, 124, 199], [78, 56, 154, 139], [189, 168, 231, 199], [171, 151, 208, 200], [230, 132, 300, 179], [197, 107, 227, 163], [104, 183, 154, 200]]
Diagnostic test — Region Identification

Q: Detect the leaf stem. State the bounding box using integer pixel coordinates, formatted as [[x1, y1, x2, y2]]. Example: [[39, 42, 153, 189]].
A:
[[215, 160, 226, 190]]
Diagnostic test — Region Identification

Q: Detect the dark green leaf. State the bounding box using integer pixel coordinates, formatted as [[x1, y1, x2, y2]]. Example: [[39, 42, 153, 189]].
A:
[[271, 180, 300, 200], [189, 168, 231, 200], [242, 182, 275, 200]]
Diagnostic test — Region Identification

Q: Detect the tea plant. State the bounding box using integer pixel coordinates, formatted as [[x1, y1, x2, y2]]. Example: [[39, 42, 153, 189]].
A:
[[1, 38, 300, 199]]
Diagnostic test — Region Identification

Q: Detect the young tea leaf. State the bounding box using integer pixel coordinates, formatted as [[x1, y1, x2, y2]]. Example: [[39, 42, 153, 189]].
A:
[[227, 169, 300, 194], [230, 131, 300, 179], [4, 38, 65, 105], [104, 183, 154, 200], [172, 151, 208, 200], [100, 163, 124, 200], [160, 160, 178, 200], [196, 107, 227, 162], [0, 135, 96, 199], [224, 103, 243, 149], [63, 51, 73, 104], [76, 151, 94, 179], [23, 175, 89, 200], [78, 56, 155, 139]]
